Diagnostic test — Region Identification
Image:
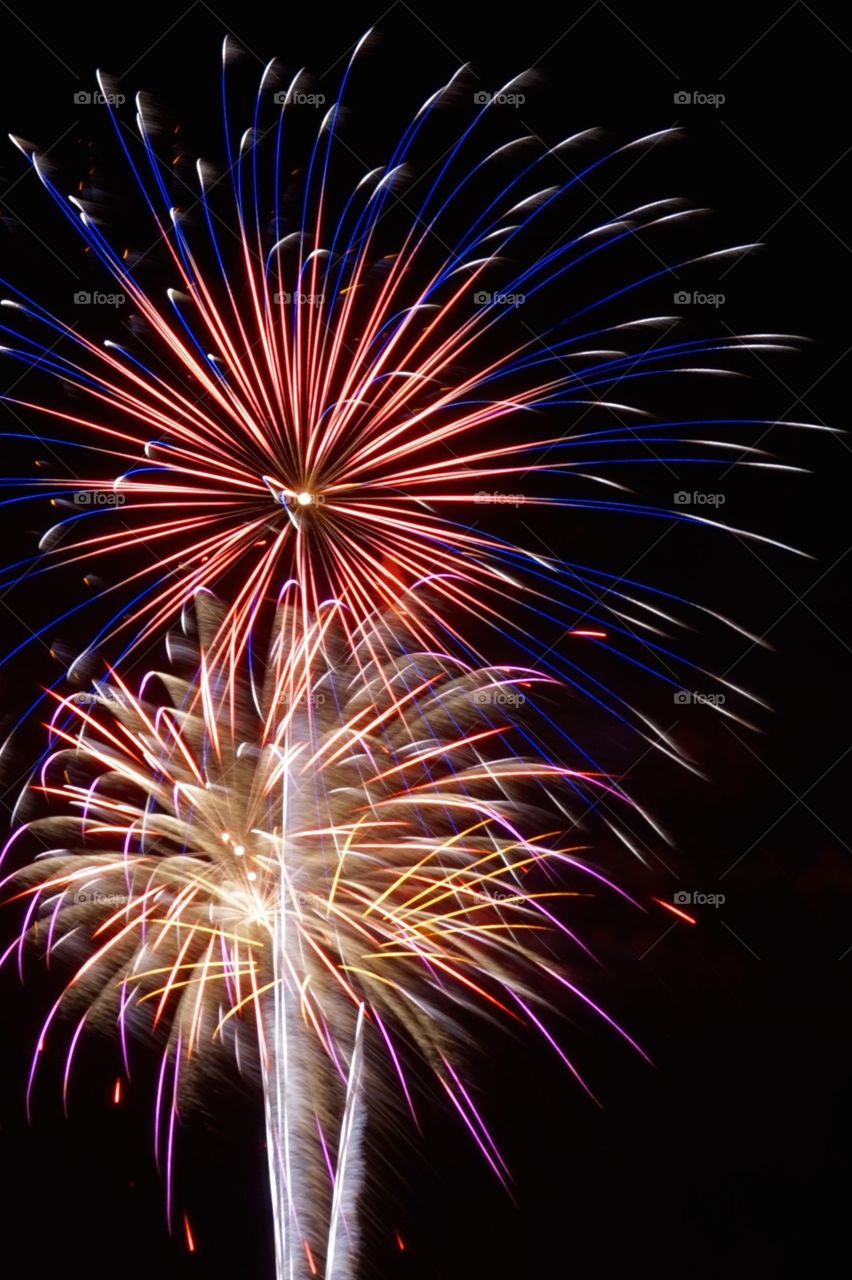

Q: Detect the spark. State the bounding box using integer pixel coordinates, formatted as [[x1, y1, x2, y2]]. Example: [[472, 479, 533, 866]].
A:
[[652, 896, 698, 925]]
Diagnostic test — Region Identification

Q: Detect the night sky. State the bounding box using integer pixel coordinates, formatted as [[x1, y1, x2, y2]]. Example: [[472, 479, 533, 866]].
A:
[[1, 2, 850, 1276]]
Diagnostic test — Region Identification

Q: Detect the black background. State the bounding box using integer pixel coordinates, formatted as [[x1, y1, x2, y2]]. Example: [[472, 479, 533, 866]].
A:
[[1, 2, 850, 1277]]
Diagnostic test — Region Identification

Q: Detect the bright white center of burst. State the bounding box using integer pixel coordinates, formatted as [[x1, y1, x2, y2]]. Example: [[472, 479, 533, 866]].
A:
[[295, 491, 313, 507]]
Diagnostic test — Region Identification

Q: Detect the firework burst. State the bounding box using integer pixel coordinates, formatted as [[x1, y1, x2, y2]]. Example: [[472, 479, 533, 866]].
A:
[[0, 38, 811, 746], [3, 592, 642, 1277]]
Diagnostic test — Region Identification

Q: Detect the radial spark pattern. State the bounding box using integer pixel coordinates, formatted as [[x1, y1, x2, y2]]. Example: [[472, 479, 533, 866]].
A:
[[0, 39, 808, 737], [3, 594, 642, 1275]]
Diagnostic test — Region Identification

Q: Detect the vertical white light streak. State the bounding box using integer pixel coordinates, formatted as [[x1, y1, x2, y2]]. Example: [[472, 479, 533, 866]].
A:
[[326, 1004, 366, 1280]]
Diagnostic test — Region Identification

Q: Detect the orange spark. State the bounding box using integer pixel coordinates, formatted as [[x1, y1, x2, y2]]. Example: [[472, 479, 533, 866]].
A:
[[652, 896, 697, 925]]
